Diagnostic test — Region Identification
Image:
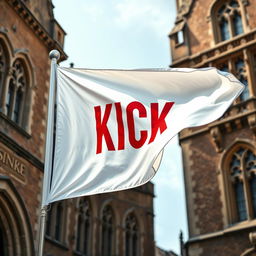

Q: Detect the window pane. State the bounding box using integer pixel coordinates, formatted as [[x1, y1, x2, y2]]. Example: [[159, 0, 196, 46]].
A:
[[234, 181, 247, 221], [233, 12, 243, 36], [220, 18, 230, 41], [239, 77, 249, 101], [177, 31, 184, 44], [230, 0, 239, 7], [102, 205, 113, 256], [84, 220, 90, 253], [46, 206, 52, 236], [6, 81, 14, 117], [125, 232, 130, 256], [76, 215, 82, 251], [250, 176, 256, 217], [235, 59, 249, 100], [55, 203, 63, 241], [13, 88, 22, 123]]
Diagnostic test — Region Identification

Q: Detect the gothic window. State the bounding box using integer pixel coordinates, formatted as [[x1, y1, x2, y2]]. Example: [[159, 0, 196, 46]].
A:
[[125, 213, 139, 256], [228, 146, 256, 223], [234, 58, 249, 101], [6, 59, 27, 125], [76, 198, 91, 255], [45, 201, 66, 242], [215, 0, 244, 42], [101, 205, 114, 256]]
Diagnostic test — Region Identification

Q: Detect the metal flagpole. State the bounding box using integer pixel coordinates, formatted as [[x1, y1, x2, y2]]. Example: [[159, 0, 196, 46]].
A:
[[37, 50, 60, 256]]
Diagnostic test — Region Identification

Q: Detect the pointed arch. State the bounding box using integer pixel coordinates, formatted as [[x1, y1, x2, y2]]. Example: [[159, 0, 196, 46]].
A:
[[209, 0, 248, 43], [5, 51, 35, 130], [0, 31, 13, 111], [0, 175, 35, 256], [219, 140, 256, 224]]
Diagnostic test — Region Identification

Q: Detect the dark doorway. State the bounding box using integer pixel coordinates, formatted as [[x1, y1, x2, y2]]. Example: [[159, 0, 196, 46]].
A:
[[0, 220, 7, 256]]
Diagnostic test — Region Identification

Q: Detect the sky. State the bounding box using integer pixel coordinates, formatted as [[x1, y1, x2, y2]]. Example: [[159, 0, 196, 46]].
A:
[[52, 0, 187, 253]]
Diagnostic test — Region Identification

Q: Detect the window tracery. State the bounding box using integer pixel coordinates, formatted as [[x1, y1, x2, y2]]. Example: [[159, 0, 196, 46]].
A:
[[214, 0, 244, 42], [228, 146, 256, 223], [7, 59, 27, 125]]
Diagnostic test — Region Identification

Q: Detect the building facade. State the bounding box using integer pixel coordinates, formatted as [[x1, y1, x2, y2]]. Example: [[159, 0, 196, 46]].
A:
[[0, 1, 155, 256], [170, 0, 256, 256]]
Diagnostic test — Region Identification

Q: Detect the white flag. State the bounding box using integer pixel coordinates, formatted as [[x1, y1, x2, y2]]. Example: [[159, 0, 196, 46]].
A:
[[42, 67, 243, 206]]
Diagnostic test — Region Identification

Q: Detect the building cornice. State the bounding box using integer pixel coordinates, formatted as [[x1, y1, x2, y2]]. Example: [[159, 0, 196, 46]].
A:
[[171, 29, 256, 68], [0, 130, 44, 171], [6, 0, 67, 61], [187, 219, 256, 244]]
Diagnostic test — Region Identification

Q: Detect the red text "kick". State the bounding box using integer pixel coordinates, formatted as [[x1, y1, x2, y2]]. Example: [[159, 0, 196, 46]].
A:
[[94, 101, 174, 154]]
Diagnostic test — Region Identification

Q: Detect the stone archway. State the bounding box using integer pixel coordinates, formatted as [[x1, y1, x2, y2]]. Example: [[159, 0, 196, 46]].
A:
[[0, 175, 35, 256]]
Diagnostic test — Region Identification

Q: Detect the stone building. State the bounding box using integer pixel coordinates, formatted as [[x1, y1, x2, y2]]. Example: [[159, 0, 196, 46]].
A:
[[0, 1, 155, 255], [169, 0, 256, 255]]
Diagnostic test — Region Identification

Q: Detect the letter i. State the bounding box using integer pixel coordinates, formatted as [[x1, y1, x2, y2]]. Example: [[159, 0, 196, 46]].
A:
[[115, 103, 125, 150]]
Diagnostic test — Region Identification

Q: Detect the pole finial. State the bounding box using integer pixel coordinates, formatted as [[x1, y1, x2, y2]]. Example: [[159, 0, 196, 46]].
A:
[[49, 50, 60, 60]]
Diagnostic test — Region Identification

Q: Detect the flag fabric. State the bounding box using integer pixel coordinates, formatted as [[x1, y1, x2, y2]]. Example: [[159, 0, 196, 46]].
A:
[[42, 67, 243, 206]]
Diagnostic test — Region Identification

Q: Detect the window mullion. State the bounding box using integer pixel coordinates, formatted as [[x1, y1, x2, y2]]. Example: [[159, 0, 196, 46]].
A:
[[241, 155, 254, 220], [8, 82, 16, 120], [227, 15, 234, 38]]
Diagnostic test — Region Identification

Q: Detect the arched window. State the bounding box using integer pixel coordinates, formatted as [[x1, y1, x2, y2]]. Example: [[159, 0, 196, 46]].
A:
[[101, 205, 114, 256], [214, 0, 244, 42], [125, 213, 139, 256], [45, 201, 66, 242], [0, 177, 34, 255], [227, 146, 256, 223], [76, 198, 91, 255], [6, 59, 27, 125]]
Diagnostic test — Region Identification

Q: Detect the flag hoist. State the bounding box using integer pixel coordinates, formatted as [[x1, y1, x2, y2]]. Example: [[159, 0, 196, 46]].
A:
[[37, 50, 244, 255], [37, 50, 60, 256]]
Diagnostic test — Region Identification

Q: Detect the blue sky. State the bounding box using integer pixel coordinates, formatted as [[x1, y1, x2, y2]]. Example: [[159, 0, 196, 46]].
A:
[[52, 0, 187, 253]]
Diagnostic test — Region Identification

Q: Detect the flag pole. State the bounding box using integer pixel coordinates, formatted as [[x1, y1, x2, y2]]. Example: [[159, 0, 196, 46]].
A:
[[37, 50, 60, 256]]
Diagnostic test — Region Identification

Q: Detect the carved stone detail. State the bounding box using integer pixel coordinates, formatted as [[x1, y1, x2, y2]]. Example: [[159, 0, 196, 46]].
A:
[[176, 0, 194, 21], [248, 113, 256, 136], [210, 127, 223, 152]]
